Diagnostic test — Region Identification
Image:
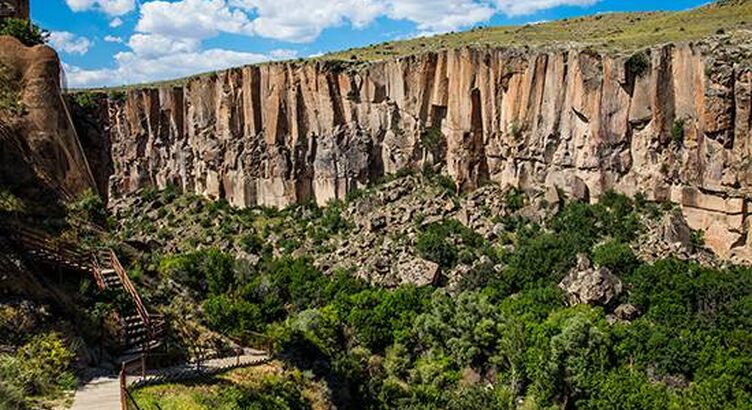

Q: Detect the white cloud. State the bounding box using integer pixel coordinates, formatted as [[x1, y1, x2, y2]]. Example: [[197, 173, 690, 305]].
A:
[[269, 49, 299, 59], [494, 0, 599, 16], [65, 48, 289, 88], [65, 0, 136, 16], [109, 17, 124, 27], [234, 0, 386, 43], [68, 0, 606, 88], [49, 31, 92, 55], [384, 0, 495, 33], [142, 0, 600, 44], [104, 35, 124, 43], [127, 34, 201, 58], [136, 0, 255, 39]]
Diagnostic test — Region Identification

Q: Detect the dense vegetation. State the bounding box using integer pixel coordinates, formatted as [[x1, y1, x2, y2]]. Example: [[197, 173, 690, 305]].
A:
[[0, 330, 76, 409], [129, 187, 751, 409], [132, 365, 325, 410], [0, 18, 48, 47]]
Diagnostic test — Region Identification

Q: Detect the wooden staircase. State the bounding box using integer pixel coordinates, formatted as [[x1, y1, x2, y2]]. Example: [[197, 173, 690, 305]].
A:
[[1, 221, 165, 353], [91, 248, 165, 354]]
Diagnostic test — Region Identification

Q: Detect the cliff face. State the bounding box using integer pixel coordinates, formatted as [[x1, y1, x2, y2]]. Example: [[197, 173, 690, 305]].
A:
[[0, 36, 95, 202], [87, 37, 752, 262]]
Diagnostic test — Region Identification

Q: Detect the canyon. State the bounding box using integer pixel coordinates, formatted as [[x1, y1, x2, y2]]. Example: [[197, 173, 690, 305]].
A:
[[3, 33, 752, 263], [75, 35, 752, 263]]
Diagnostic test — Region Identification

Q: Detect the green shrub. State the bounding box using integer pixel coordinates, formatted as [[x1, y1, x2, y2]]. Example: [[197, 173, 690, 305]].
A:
[[0, 18, 48, 47], [0, 63, 23, 117], [202, 295, 262, 337], [578, 369, 669, 410], [592, 240, 640, 275], [346, 286, 430, 352], [68, 189, 107, 226], [671, 119, 685, 146], [625, 51, 650, 78], [504, 188, 526, 212], [159, 249, 235, 297], [509, 122, 522, 140], [416, 220, 484, 269], [420, 126, 445, 152], [0, 332, 75, 400], [73, 92, 98, 110]]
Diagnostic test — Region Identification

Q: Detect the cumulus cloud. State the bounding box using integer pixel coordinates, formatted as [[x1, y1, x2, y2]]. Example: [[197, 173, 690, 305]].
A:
[[65, 47, 291, 88], [65, 0, 136, 16], [68, 0, 605, 87], [109, 17, 124, 27], [48, 31, 92, 55], [384, 0, 495, 33], [104, 35, 124, 43], [494, 0, 599, 16], [136, 0, 255, 39], [140, 0, 601, 44]]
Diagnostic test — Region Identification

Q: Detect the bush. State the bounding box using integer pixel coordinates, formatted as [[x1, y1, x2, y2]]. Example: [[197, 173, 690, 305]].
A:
[[159, 249, 235, 297], [420, 127, 445, 152], [346, 286, 430, 352], [416, 220, 485, 269], [504, 188, 526, 212], [626, 51, 650, 78], [202, 295, 263, 337], [73, 92, 98, 110], [68, 189, 107, 226], [0, 63, 23, 117], [0, 18, 48, 47], [592, 240, 640, 275], [0, 332, 75, 402], [671, 119, 685, 146]]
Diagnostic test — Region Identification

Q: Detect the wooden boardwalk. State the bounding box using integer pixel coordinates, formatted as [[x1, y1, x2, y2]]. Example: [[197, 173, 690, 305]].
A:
[[71, 349, 270, 410]]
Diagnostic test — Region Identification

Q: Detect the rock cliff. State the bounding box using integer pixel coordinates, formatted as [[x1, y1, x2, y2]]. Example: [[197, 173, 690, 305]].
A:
[[0, 36, 95, 202], [80, 34, 752, 262]]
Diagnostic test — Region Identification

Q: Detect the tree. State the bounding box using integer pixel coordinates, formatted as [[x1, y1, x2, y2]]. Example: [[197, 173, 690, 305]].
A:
[[0, 18, 48, 47]]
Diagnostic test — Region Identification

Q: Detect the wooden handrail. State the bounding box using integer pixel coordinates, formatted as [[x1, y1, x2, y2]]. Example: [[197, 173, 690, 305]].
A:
[[105, 249, 151, 329]]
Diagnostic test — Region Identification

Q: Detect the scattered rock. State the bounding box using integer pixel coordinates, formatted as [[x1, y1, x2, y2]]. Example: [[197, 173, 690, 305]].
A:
[[660, 210, 692, 250], [369, 215, 387, 232], [614, 303, 640, 321], [559, 254, 622, 306], [396, 257, 440, 287]]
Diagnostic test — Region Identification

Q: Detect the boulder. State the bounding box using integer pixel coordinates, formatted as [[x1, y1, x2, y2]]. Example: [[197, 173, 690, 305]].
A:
[[369, 215, 387, 232], [559, 254, 623, 306], [396, 257, 440, 287], [614, 303, 640, 321], [660, 210, 692, 250]]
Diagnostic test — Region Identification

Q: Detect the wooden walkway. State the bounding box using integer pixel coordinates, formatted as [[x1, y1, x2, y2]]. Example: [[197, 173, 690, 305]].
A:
[[71, 349, 270, 410]]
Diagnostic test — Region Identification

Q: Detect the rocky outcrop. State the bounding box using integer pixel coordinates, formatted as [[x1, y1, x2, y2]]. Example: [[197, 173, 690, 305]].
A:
[[78, 34, 752, 261], [0, 36, 95, 201], [559, 254, 623, 307]]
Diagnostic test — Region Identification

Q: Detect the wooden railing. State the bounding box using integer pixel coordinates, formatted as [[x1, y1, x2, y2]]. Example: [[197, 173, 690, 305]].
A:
[[118, 344, 253, 409], [1, 221, 89, 269], [102, 248, 152, 329]]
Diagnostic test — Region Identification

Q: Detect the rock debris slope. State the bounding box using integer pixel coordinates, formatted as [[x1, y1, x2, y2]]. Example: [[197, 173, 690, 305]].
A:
[[80, 34, 752, 261]]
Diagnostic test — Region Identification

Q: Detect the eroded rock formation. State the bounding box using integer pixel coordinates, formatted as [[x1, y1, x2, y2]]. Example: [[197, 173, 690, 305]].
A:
[[82, 35, 752, 261], [0, 36, 95, 201]]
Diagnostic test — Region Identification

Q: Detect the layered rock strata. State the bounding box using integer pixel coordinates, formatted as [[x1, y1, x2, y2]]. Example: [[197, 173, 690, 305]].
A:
[[84, 36, 752, 261]]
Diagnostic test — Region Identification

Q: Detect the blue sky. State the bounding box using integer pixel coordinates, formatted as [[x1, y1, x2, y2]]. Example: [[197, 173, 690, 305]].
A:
[[34, 0, 709, 88]]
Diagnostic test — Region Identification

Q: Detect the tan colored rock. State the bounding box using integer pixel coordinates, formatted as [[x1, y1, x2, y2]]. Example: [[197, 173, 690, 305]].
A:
[[559, 254, 623, 307], [76, 38, 752, 261], [0, 36, 95, 199]]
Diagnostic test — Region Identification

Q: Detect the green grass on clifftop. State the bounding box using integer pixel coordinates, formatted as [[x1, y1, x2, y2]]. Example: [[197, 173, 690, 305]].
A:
[[324, 0, 752, 62], [75, 0, 752, 92]]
